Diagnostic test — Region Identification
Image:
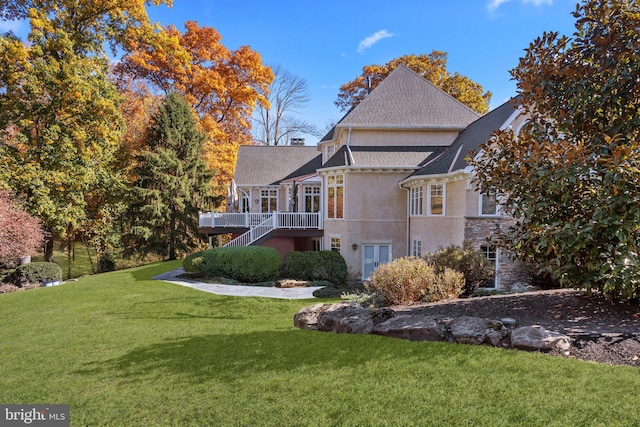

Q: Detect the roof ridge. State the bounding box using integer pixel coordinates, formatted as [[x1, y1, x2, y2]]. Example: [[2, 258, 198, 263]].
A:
[[397, 64, 481, 119]]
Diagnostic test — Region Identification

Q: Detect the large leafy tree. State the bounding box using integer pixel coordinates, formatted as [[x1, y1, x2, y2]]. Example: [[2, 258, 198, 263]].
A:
[[115, 21, 274, 191], [0, 0, 181, 262], [336, 52, 492, 114], [124, 93, 217, 260], [0, 30, 126, 262], [471, 0, 640, 299]]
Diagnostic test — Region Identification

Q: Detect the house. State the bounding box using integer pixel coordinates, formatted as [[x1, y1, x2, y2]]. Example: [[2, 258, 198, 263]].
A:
[[198, 65, 526, 288]]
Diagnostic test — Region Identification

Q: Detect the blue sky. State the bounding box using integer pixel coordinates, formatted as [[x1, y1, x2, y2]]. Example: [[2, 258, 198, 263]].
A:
[[2, 0, 580, 144]]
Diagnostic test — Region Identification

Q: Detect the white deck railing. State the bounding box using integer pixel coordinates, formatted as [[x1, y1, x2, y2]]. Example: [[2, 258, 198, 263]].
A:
[[198, 212, 322, 230]]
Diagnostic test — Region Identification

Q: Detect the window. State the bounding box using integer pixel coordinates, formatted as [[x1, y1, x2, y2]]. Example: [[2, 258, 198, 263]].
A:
[[480, 193, 498, 216], [327, 174, 344, 219], [411, 239, 422, 258], [330, 236, 341, 253], [481, 245, 497, 288], [410, 186, 423, 216], [304, 186, 320, 213], [312, 239, 321, 251], [240, 195, 250, 213], [428, 183, 445, 216], [260, 189, 277, 213]]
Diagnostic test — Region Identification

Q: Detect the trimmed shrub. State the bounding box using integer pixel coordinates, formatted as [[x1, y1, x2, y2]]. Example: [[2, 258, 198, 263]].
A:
[[369, 257, 464, 305], [200, 246, 280, 283], [13, 262, 62, 286], [424, 241, 494, 297], [280, 250, 348, 286], [183, 250, 206, 273]]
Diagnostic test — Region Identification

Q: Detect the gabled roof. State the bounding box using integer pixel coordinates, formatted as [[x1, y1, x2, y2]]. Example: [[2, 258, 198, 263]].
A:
[[407, 98, 519, 178], [320, 145, 448, 169], [337, 64, 480, 129], [234, 146, 322, 185]]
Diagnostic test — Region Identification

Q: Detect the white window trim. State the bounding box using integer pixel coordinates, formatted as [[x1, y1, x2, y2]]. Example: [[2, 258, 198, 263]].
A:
[[410, 186, 424, 216], [478, 192, 500, 217], [480, 245, 499, 289], [427, 183, 446, 216], [411, 239, 422, 258], [326, 173, 344, 220], [260, 189, 278, 213], [329, 235, 342, 254]]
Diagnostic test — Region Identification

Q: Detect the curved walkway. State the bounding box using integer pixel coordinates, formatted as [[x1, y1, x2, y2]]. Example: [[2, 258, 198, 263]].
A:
[[152, 268, 322, 299]]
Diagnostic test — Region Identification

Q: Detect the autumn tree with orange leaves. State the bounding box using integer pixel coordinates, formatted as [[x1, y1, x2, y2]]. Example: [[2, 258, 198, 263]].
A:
[[116, 21, 274, 192], [336, 52, 491, 114]]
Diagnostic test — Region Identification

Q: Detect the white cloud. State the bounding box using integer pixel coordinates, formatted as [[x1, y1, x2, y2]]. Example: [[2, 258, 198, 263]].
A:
[[488, 0, 553, 11], [357, 29, 396, 53]]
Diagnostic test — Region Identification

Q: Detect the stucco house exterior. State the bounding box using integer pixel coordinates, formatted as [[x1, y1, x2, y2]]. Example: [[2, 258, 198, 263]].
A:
[[198, 65, 526, 288]]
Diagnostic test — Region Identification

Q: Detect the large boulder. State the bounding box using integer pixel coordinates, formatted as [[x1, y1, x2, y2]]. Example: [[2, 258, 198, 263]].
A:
[[316, 302, 374, 334], [448, 316, 509, 346], [294, 303, 331, 330], [373, 315, 445, 342], [511, 325, 571, 352]]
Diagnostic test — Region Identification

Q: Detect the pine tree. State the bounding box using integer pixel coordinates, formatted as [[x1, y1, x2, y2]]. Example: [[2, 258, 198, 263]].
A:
[[124, 93, 216, 260]]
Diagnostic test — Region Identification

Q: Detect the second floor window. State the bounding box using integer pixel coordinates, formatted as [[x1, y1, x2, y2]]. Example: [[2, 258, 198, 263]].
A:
[[480, 192, 498, 216], [327, 174, 344, 219], [410, 186, 423, 216], [260, 189, 277, 213], [304, 186, 320, 213], [428, 183, 444, 216]]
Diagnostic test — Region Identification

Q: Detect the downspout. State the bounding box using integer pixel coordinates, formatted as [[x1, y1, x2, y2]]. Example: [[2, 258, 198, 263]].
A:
[[346, 127, 355, 165], [399, 183, 410, 257]]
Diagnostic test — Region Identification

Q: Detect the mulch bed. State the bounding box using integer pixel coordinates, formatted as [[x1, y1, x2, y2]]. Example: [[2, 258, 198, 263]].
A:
[[391, 289, 640, 366]]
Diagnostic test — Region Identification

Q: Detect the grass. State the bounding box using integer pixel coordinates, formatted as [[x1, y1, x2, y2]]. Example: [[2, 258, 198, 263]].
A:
[[1, 261, 639, 426], [32, 241, 98, 279], [31, 240, 164, 279]]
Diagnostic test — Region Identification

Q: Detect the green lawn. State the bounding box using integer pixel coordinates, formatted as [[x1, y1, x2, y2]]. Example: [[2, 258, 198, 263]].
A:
[[1, 261, 639, 426]]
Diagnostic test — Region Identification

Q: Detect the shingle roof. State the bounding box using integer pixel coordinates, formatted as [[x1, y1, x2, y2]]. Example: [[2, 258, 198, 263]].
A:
[[320, 145, 448, 169], [409, 98, 519, 177], [338, 64, 480, 129], [234, 146, 322, 185]]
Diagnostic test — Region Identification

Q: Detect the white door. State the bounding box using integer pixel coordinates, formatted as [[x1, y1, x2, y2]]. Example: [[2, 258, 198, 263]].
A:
[[363, 244, 391, 280]]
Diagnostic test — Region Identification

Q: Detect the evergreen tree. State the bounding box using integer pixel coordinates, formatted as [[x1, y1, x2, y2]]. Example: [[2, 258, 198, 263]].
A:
[[124, 93, 216, 260]]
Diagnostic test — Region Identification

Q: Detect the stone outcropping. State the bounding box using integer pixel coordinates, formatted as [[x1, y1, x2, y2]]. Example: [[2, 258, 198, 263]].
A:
[[511, 325, 571, 352], [294, 303, 573, 353], [373, 315, 445, 342]]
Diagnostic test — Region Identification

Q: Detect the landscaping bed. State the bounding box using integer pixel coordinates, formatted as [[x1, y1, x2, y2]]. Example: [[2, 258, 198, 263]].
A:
[[391, 288, 640, 366]]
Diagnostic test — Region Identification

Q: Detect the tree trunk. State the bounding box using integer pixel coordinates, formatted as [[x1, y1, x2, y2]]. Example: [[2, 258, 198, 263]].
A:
[[67, 233, 72, 280], [83, 236, 96, 274], [43, 231, 55, 262]]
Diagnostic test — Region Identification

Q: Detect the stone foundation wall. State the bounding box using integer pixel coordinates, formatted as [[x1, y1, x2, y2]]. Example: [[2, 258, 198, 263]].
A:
[[464, 217, 523, 289]]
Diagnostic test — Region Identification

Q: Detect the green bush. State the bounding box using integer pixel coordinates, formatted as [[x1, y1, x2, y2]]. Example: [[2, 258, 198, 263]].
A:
[[98, 251, 117, 273], [424, 241, 495, 297], [369, 257, 464, 305], [183, 250, 206, 273], [200, 246, 280, 283], [0, 268, 16, 284], [280, 250, 348, 285], [13, 262, 62, 286]]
